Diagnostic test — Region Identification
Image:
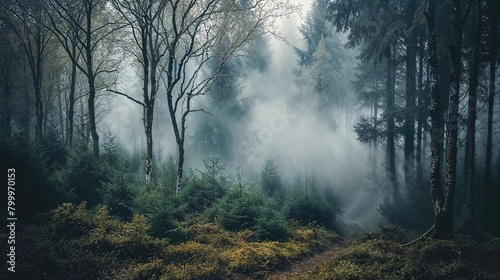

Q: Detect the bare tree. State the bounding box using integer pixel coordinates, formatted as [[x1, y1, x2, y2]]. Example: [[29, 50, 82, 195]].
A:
[[159, 0, 296, 195], [0, 0, 52, 142], [108, 0, 169, 186], [44, 0, 123, 156]]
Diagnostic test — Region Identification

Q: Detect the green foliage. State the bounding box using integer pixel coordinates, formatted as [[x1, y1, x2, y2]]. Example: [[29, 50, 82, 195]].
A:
[[0, 133, 70, 219], [102, 129, 118, 165], [134, 189, 184, 241], [285, 191, 338, 230], [254, 206, 291, 242], [64, 150, 107, 206], [178, 166, 226, 214], [261, 158, 285, 200], [207, 188, 265, 232], [99, 166, 137, 220]]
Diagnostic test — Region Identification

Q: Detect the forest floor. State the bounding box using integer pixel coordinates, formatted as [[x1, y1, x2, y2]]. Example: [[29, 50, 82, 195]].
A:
[[265, 240, 352, 280]]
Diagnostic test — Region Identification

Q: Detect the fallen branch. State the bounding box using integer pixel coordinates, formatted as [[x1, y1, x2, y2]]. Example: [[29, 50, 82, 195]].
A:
[[402, 225, 435, 247], [485, 237, 500, 245]]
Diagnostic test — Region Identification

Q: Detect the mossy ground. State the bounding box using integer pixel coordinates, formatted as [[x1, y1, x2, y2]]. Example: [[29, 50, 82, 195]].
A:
[[13, 203, 339, 280], [11, 203, 500, 279], [289, 233, 500, 280]]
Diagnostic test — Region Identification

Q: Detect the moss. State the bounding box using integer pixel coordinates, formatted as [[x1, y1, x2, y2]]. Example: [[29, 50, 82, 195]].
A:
[[291, 238, 500, 280]]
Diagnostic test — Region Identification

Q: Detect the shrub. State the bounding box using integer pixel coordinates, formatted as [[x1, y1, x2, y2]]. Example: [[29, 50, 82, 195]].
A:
[[226, 242, 291, 275], [64, 151, 107, 206], [88, 207, 166, 261], [207, 189, 265, 231], [123, 259, 165, 280], [254, 207, 291, 242], [284, 192, 338, 230], [51, 202, 93, 239], [162, 241, 229, 280], [178, 173, 225, 214]]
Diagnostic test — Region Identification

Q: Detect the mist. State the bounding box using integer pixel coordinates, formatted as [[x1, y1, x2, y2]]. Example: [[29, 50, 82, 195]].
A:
[[101, 3, 382, 229]]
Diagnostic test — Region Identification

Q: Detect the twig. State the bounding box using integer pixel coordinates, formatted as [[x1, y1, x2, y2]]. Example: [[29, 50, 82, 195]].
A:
[[106, 89, 146, 107]]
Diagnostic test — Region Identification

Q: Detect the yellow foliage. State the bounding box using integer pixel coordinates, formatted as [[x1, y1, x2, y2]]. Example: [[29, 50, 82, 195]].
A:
[[125, 259, 165, 280], [225, 242, 292, 274], [162, 241, 229, 279], [51, 202, 92, 237]]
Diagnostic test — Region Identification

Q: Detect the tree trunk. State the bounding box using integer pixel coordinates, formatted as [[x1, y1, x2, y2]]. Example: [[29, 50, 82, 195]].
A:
[[462, 0, 481, 237], [436, 0, 452, 187], [1, 58, 12, 140], [440, 0, 468, 240], [176, 143, 184, 195], [34, 36, 44, 142], [67, 52, 77, 150], [88, 79, 99, 156], [86, 4, 99, 157], [145, 105, 154, 185], [484, 0, 498, 234], [416, 28, 426, 186], [426, 0, 447, 239], [404, 0, 417, 187], [386, 45, 397, 193]]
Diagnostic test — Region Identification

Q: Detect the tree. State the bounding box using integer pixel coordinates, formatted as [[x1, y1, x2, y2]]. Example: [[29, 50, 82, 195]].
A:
[[160, 0, 296, 195], [426, 0, 446, 239], [260, 158, 284, 200], [295, 0, 349, 110], [45, 0, 123, 156], [0, 0, 53, 142], [331, 0, 403, 192], [108, 0, 169, 185], [440, 0, 470, 240], [483, 0, 499, 234], [462, 0, 481, 237], [403, 0, 418, 186]]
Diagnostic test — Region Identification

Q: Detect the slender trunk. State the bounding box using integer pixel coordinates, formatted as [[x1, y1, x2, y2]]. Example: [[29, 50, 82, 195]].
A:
[[463, 0, 481, 236], [484, 0, 498, 233], [67, 54, 77, 149], [86, 4, 99, 157], [34, 81, 43, 142], [34, 37, 44, 142], [386, 46, 397, 192], [58, 84, 65, 142], [145, 106, 154, 185], [426, 0, 448, 239], [88, 80, 99, 156], [405, 0, 417, 187], [1, 59, 12, 140], [440, 0, 469, 240], [176, 143, 184, 195], [436, 0, 452, 187], [416, 28, 425, 185]]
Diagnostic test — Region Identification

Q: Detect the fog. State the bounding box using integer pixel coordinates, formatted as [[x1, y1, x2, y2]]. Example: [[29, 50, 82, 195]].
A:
[[102, 3, 383, 229]]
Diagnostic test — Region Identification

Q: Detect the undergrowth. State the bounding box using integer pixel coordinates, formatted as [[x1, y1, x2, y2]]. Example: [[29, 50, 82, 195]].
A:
[[15, 202, 339, 280], [290, 232, 500, 280]]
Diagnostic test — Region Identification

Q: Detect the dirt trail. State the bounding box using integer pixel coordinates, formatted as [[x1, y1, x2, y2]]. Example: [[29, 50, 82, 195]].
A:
[[265, 241, 351, 280]]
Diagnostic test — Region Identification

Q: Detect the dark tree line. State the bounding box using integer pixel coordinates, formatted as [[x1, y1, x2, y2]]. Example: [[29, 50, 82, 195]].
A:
[[334, 0, 500, 238]]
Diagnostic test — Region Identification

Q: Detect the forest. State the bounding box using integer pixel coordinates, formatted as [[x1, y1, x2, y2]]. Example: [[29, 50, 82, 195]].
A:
[[1, 0, 499, 279]]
